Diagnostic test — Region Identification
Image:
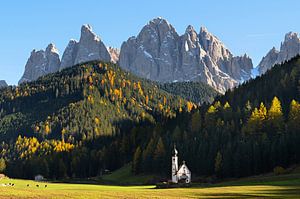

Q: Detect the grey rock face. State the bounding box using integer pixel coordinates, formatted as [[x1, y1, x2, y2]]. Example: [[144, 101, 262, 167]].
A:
[[19, 43, 60, 84], [107, 47, 120, 63], [60, 39, 78, 70], [120, 18, 180, 82], [60, 24, 111, 70], [258, 47, 279, 75], [20, 24, 112, 84], [119, 17, 253, 93], [198, 27, 253, 83], [258, 32, 300, 75], [74, 25, 111, 65], [0, 80, 8, 88]]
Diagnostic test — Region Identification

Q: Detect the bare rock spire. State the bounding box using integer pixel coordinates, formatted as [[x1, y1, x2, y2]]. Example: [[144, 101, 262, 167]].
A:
[[19, 43, 60, 84]]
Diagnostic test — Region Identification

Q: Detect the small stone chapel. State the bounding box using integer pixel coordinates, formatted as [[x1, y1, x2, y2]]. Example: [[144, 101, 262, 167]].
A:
[[171, 146, 191, 183]]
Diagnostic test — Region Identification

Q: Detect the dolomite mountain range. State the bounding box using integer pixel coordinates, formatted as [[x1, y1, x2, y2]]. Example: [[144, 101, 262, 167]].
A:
[[13, 17, 300, 93]]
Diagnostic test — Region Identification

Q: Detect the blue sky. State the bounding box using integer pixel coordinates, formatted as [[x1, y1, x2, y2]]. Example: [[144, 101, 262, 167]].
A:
[[0, 0, 299, 85]]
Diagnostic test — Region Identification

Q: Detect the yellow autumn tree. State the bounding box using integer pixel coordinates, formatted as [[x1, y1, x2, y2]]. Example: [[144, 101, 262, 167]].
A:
[[207, 105, 217, 114], [214, 101, 222, 110], [187, 101, 194, 112], [288, 99, 300, 130], [44, 123, 51, 134], [223, 102, 231, 109], [243, 102, 267, 134], [267, 96, 284, 132], [204, 104, 217, 129]]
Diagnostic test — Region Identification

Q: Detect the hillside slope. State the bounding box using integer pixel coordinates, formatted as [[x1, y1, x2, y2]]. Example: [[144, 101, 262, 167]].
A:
[[160, 82, 218, 104], [0, 61, 197, 179], [217, 55, 300, 109], [131, 55, 300, 179], [1, 56, 300, 181], [1, 61, 189, 142]]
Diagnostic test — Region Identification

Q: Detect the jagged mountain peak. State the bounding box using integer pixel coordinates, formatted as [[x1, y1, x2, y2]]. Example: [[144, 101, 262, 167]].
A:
[[199, 26, 224, 43], [200, 26, 208, 33], [199, 26, 226, 47], [81, 24, 92, 31], [46, 43, 59, 54], [185, 25, 195, 33], [149, 17, 170, 26], [198, 26, 232, 63], [243, 53, 251, 59], [144, 17, 178, 37], [270, 46, 279, 53], [258, 47, 280, 75], [74, 24, 110, 65], [19, 43, 61, 84], [20, 24, 111, 83], [184, 25, 198, 44], [119, 19, 253, 93], [31, 49, 43, 54], [80, 24, 101, 42], [60, 40, 79, 70], [284, 31, 299, 41], [18, 18, 253, 93], [258, 31, 300, 75]]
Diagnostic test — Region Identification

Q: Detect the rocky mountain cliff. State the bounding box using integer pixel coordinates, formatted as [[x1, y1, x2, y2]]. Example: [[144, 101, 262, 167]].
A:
[[119, 17, 253, 93], [19, 44, 60, 84], [258, 32, 300, 75], [19, 25, 111, 84], [18, 18, 254, 93], [0, 80, 8, 88], [107, 47, 120, 64], [60, 25, 111, 70]]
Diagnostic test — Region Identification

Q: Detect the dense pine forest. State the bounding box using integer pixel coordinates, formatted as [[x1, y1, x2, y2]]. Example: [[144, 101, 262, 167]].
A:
[[131, 56, 300, 178], [0, 56, 300, 181], [160, 82, 218, 104], [0, 61, 197, 179]]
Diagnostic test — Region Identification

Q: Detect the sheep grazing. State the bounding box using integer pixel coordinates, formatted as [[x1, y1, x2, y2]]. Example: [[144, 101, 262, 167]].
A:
[[12, 184, 14, 186]]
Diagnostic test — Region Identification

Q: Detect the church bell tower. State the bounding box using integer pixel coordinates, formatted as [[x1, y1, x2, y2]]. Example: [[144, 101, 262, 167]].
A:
[[171, 145, 178, 183]]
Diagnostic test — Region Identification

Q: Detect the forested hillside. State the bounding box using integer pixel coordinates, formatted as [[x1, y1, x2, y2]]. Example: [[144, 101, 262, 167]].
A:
[[216, 55, 300, 111], [0, 55, 300, 181], [160, 82, 218, 104], [0, 61, 197, 179], [131, 56, 300, 178]]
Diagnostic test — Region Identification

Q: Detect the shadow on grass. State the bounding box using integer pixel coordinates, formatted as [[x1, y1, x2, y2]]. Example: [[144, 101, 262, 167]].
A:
[[194, 186, 300, 198]]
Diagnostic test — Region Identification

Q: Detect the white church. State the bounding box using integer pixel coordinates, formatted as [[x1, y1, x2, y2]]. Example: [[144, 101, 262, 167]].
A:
[[171, 146, 191, 184]]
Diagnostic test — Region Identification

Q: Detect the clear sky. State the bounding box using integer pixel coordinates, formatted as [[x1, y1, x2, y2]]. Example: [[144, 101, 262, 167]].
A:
[[1, 0, 299, 85]]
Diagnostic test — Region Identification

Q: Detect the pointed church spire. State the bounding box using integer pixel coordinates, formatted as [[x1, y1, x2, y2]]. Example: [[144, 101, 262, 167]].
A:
[[174, 144, 178, 156]]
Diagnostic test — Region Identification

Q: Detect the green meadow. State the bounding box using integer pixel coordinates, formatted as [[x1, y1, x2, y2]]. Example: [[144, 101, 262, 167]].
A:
[[1, 172, 300, 199]]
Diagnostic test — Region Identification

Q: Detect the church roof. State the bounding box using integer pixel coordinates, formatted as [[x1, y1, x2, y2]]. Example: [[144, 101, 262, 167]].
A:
[[177, 161, 191, 174]]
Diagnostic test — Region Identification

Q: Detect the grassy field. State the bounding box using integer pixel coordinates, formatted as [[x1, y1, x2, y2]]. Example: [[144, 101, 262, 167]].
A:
[[100, 163, 156, 185], [1, 172, 300, 199]]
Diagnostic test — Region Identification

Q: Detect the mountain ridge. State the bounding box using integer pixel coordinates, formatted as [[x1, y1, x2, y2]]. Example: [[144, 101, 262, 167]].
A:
[[119, 17, 253, 93], [258, 32, 300, 75], [17, 17, 300, 94], [18, 17, 253, 93]]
